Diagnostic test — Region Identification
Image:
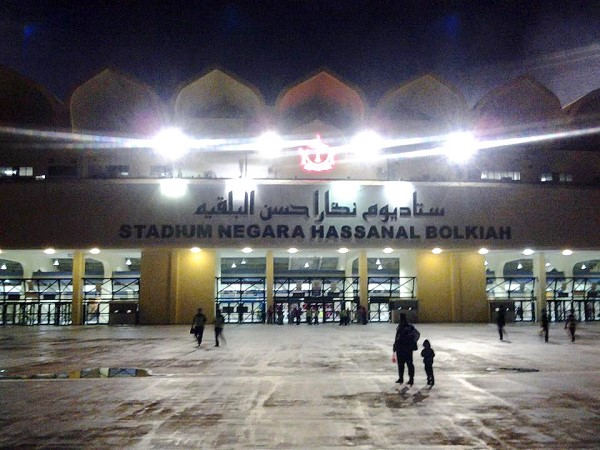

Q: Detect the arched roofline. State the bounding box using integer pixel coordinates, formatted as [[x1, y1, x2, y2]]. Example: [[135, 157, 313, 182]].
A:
[[563, 88, 600, 117], [473, 75, 562, 113], [172, 65, 267, 109], [375, 73, 467, 111], [274, 67, 368, 114], [0, 64, 68, 127]]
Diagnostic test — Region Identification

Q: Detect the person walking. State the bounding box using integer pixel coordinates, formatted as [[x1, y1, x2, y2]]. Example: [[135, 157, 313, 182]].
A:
[[214, 309, 225, 347], [191, 307, 207, 347], [420, 339, 435, 386], [305, 307, 313, 325], [392, 313, 420, 385], [496, 307, 506, 340], [565, 310, 576, 342], [540, 308, 549, 342]]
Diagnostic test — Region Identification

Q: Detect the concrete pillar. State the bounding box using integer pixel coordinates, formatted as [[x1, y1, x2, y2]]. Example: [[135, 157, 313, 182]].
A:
[[358, 250, 369, 309], [71, 250, 85, 325], [139, 248, 172, 325], [266, 250, 274, 309], [533, 252, 546, 322]]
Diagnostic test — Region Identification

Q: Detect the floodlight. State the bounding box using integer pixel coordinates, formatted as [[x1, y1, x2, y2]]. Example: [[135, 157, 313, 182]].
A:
[[444, 131, 477, 163], [152, 127, 191, 161], [257, 131, 284, 158]]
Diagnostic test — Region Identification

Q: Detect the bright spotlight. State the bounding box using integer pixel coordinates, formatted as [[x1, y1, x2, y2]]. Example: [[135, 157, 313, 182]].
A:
[[382, 247, 394, 254], [288, 247, 299, 254], [190, 247, 201, 253], [444, 131, 477, 163], [89, 248, 101, 255], [43, 248, 56, 255], [478, 248, 489, 255], [349, 130, 385, 159], [337, 247, 349, 254], [432, 247, 443, 254], [152, 127, 191, 161], [561, 249, 573, 256], [160, 178, 189, 198], [257, 131, 284, 158], [242, 247, 253, 254], [522, 248, 534, 256]]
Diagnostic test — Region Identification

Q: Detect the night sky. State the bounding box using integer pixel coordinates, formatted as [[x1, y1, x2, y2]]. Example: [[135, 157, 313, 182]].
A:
[[2, 1, 600, 105]]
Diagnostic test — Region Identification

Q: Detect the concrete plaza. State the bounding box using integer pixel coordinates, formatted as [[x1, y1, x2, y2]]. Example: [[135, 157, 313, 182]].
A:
[[1, 321, 599, 449]]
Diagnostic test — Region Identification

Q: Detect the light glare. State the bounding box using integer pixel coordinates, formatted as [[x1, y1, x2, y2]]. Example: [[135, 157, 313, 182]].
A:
[[152, 127, 190, 161], [160, 179, 189, 198]]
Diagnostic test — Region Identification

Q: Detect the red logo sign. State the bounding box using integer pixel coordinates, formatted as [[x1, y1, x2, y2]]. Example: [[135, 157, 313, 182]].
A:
[[299, 135, 335, 172]]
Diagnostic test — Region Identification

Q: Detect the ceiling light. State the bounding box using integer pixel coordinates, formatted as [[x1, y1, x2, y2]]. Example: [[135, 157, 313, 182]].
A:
[[288, 247, 299, 254], [377, 264, 383, 270], [304, 262, 310, 268], [375, 258, 381, 265], [484, 260, 488, 266], [53, 259, 59, 266], [517, 263, 523, 269], [241, 247, 253, 254], [382, 247, 393, 254], [89, 248, 101, 255], [522, 248, 534, 256], [545, 262, 551, 267], [432, 248, 442, 254], [582, 264, 587, 270], [241, 258, 247, 265], [1, 264, 6, 270], [231, 262, 237, 269], [190, 247, 201, 253], [44, 248, 56, 255], [478, 248, 489, 255], [125, 258, 132, 266], [562, 249, 573, 256], [337, 247, 349, 254]]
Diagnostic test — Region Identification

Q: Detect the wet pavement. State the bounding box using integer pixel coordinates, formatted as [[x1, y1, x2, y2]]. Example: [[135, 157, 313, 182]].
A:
[[1, 322, 599, 449]]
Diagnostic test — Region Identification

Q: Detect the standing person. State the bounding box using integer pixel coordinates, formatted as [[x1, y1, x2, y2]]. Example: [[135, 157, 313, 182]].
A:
[[313, 305, 319, 325], [191, 307, 207, 347], [540, 308, 549, 342], [276, 305, 284, 325], [565, 310, 576, 342], [305, 306, 313, 325], [496, 307, 506, 340], [392, 313, 420, 385], [214, 309, 225, 347], [420, 339, 435, 386]]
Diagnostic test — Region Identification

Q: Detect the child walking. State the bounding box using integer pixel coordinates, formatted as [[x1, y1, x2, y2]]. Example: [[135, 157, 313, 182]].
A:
[[421, 339, 435, 386]]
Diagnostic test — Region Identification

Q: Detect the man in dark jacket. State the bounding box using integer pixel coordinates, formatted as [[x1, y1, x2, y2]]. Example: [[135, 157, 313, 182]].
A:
[[393, 313, 419, 385], [192, 307, 207, 347]]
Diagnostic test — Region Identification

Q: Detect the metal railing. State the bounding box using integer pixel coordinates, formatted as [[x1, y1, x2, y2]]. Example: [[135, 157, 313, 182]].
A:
[[215, 277, 266, 324], [83, 277, 140, 325]]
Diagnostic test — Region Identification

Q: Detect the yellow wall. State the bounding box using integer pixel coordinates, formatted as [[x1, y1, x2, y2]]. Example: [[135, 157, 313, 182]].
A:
[[172, 249, 216, 324], [416, 251, 487, 322], [139, 249, 172, 324], [140, 248, 216, 324]]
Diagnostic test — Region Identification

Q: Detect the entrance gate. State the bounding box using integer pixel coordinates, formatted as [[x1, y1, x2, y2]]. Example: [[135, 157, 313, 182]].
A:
[[215, 277, 266, 324]]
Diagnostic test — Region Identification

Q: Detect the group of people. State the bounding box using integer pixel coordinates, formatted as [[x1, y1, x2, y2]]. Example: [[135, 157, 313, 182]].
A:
[[392, 313, 435, 387], [496, 307, 578, 343], [191, 307, 226, 347]]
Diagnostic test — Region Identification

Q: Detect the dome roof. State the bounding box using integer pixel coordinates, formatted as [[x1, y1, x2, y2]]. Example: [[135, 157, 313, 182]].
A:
[[70, 68, 164, 135], [473, 76, 565, 136], [275, 70, 366, 133], [374, 74, 468, 136], [0, 65, 67, 128], [174, 68, 266, 136]]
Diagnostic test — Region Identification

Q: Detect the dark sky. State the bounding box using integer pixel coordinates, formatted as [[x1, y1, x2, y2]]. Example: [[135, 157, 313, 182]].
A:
[[2, 1, 600, 105]]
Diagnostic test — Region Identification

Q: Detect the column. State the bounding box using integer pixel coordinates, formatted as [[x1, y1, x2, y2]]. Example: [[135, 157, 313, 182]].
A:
[[358, 250, 368, 309], [71, 250, 85, 325], [533, 251, 546, 322], [266, 250, 274, 310]]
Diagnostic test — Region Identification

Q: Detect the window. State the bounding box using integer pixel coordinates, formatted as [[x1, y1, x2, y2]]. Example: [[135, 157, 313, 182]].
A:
[[0, 166, 33, 178], [541, 172, 573, 183], [480, 170, 521, 181], [150, 165, 173, 178], [106, 165, 130, 177]]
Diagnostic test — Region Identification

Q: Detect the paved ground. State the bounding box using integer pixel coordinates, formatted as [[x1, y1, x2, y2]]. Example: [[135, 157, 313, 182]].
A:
[[1, 321, 599, 449]]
